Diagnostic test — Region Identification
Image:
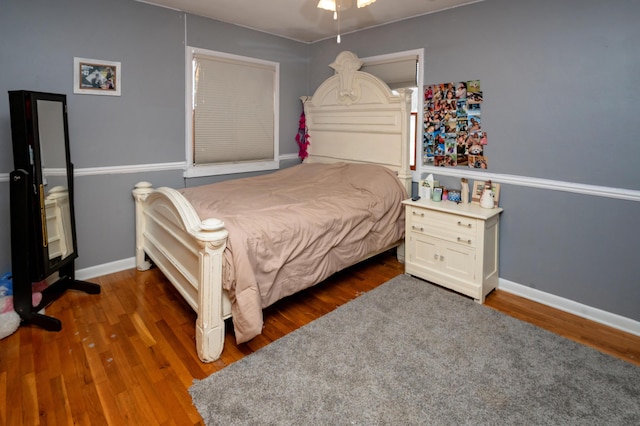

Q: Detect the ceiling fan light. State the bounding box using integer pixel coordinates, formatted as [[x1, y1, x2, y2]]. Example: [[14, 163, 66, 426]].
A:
[[317, 0, 336, 12], [357, 0, 376, 8]]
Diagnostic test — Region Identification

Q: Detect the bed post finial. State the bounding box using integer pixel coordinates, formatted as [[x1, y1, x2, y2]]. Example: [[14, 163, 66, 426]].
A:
[[330, 51, 364, 105]]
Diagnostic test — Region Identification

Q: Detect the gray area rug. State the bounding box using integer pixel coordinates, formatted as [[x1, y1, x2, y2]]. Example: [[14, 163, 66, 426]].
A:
[[190, 275, 640, 425]]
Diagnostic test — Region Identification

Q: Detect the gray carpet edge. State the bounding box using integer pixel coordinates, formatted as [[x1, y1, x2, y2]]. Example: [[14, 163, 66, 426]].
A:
[[190, 274, 640, 426]]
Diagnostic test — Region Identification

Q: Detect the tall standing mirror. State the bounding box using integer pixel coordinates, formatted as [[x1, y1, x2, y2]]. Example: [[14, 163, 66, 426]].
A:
[[38, 99, 75, 265], [9, 90, 100, 331]]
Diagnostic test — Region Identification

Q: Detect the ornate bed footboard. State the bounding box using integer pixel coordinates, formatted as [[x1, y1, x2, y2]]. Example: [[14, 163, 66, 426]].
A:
[[133, 182, 231, 362]]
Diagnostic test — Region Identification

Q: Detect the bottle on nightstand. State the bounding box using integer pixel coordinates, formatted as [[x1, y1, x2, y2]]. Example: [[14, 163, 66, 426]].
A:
[[461, 178, 469, 204]]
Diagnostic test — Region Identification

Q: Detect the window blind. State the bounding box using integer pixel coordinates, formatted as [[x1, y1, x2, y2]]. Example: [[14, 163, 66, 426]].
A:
[[360, 56, 419, 89], [193, 54, 275, 165]]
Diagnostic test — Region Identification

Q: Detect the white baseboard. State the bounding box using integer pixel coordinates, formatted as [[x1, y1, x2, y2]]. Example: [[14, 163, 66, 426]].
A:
[[498, 278, 640, 337], [76, 257, 136, 281]]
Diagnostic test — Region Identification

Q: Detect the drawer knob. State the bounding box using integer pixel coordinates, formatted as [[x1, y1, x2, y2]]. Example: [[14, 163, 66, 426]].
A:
[[457, 221, 472, 228], [412, 225, 424, 231], [457, 237, 472, 244], [413, 211, 425, 217]]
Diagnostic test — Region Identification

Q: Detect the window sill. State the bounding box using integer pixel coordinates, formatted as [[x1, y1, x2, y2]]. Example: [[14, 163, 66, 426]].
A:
[[183, 160, 280, 178]]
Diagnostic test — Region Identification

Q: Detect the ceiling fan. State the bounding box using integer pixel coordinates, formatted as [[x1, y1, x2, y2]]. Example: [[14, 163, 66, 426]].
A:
[[317, 0, 377, 43]]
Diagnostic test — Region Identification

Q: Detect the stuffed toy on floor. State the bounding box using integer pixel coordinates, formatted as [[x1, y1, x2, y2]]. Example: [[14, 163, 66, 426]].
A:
[[0, 273, 44, 340]]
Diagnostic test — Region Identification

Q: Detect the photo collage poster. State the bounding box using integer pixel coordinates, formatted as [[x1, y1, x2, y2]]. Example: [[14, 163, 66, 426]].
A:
[[423, 80, 486, 168]]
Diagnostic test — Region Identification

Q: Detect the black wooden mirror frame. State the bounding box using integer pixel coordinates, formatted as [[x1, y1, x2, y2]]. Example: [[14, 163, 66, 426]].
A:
[[9, 90, 100, 331], [9, 91, 77, 276]]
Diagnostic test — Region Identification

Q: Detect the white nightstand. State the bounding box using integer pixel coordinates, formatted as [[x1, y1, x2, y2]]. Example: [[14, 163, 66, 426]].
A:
[[402, 198, 503, 303]]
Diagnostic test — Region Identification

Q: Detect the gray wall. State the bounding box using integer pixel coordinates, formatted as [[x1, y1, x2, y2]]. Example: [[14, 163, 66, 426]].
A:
[[308, 0, 640, 321], [1, 0, 638, 323], [0, 0, 308, 273]]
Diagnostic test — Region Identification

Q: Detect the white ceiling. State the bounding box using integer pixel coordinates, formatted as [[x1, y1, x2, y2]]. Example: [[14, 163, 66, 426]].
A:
[[136, 0, 482, 43]]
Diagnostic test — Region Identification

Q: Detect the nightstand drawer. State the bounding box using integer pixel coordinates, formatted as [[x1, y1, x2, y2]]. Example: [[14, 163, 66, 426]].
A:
[[408, 206, 477, 241]]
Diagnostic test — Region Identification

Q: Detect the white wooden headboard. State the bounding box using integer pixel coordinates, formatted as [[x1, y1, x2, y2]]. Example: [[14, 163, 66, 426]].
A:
[[301, 51, 413, 194]]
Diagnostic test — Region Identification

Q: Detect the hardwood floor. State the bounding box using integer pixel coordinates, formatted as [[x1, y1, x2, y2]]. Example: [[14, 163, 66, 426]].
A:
[[1, 251, 638, 425]]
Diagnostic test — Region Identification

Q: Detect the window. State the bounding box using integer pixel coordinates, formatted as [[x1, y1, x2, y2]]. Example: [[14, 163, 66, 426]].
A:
[[362, 49, 423, 171], [360, 55, 419, 90], [185, 47, 279, 177]]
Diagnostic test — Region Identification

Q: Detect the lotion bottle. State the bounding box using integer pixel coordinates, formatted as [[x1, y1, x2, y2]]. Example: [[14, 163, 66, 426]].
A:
[[461, 178, 469, 204]]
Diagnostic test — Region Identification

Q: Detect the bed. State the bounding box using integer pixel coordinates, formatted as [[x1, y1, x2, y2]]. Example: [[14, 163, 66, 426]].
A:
[[133, 51, 414, 362]]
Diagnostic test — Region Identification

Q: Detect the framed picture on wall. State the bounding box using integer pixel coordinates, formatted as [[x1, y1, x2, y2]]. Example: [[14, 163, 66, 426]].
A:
[[73, 57, 121, 96], [472, 180, 500, 206]]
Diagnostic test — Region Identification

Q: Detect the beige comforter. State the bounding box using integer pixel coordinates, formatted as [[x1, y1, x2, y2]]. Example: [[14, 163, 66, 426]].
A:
[[179, 162, 407, 343]]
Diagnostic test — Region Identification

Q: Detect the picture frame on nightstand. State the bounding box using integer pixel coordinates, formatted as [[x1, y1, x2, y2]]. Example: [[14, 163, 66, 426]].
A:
[[472, 180, 500, 207]]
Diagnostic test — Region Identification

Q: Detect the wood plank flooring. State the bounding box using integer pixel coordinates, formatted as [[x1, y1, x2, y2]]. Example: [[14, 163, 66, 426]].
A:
[[1, 251, 638, 425]]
